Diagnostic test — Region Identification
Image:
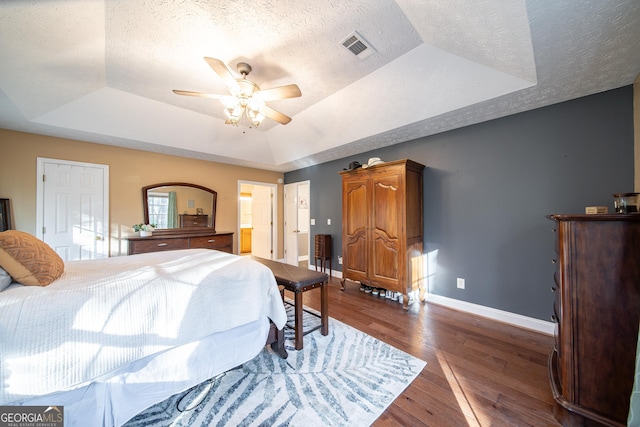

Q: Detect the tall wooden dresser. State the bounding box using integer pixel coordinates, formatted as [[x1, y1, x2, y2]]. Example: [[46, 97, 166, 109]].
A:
[[339, 159, 425, 309], [548, 214, 640, 426]]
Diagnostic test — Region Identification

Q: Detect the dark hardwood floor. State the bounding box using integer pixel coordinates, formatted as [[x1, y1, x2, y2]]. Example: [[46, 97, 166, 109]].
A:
[[295, 277, 560, 427]]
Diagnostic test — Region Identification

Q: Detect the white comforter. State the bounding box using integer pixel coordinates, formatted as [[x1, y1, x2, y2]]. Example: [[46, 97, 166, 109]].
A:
[[0, 249, 287, 404]]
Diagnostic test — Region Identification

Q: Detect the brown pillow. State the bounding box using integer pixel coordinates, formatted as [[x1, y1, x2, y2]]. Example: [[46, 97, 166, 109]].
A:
[[0, 230, 64, 286]]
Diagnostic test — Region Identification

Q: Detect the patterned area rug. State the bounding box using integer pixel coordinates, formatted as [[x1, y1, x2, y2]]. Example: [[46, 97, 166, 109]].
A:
[[124, 306, 426, 426]]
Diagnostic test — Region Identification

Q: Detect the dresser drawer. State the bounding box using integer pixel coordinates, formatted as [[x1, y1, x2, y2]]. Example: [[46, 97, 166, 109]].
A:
[[129, 238, 189, 254], [179, 214, 209, 228], [190, 234, 232, 252]]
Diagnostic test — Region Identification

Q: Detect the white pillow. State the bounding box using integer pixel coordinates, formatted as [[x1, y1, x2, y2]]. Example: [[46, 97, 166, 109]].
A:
[[0, 267, 13, 291]]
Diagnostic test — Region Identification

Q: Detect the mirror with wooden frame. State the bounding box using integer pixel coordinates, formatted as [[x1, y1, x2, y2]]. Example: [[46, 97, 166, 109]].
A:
[[142, 183, 217, 231]]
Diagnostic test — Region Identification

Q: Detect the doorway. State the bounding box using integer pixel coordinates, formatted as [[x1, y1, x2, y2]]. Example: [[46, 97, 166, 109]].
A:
[[36, 157, 109, 261], [284, 180, 310, 267], [238, 181, 277, 259]]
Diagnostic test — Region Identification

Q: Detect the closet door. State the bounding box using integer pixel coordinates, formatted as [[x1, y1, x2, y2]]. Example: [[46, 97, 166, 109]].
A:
[[341, 174, 369, 283], [369, 167, 404, 292]]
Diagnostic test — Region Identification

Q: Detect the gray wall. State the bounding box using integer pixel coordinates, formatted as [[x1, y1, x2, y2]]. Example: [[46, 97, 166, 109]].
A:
[[285, 86, 635, 321]]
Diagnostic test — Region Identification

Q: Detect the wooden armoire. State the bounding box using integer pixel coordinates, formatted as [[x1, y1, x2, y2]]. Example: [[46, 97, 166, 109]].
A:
[[339, 159, 425, 309]]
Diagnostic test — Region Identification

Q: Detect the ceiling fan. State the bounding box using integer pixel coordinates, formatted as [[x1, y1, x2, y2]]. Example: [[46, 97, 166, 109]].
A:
[[173, 57, 301, 126]]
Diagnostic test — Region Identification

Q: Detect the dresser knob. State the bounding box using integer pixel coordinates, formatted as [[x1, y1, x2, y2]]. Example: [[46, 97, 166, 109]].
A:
[[158, 243, 168, 247]]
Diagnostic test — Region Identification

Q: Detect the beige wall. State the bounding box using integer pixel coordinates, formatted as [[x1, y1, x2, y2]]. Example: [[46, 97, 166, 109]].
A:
[[0, 129, 284, 257]]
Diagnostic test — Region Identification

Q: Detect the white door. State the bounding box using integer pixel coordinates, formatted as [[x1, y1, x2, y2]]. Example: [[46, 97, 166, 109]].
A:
[[251, 185, 273, 259], [37, 158, 109, 261], [238, 181, 277, 259], [284, 181, 310, 266], [284, 184, 298, 265]]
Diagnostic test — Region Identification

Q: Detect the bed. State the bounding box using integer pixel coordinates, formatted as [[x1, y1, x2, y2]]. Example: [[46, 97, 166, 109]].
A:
[[0, 230, 288, 427]]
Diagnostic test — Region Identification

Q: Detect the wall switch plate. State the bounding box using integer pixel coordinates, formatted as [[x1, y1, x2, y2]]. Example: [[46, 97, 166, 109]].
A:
[[457, 278, 465, 289], [327, 218, 331, 225], [338, 256, 343, 264], [310, 219, 315, 225]]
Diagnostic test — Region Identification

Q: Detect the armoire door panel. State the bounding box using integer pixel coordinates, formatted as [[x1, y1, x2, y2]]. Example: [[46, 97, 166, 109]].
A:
[[344, 232, 368, 275], [343, 178, 369, 282], [345, 182, 368, 234], [370, 235, 399, 285], [371, 175, 401, 240]]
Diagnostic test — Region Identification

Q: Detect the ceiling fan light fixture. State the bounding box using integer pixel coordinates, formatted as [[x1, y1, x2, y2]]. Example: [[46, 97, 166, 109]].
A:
[[246, 97, 266, 126], [174, 57, 301, 126], [221, 94, 265, 126], [247, 109, 265, 127], [222, 96, 243, 124]]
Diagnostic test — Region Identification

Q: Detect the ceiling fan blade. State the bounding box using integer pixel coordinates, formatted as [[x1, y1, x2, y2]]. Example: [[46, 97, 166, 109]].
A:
[[259, 84, 302, 102], [204, 57, 241, 94], [262, 105, 292, 125], [172, 90, 225, 99]]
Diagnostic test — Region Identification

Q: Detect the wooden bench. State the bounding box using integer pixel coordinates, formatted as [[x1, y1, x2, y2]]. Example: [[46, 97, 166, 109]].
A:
[[253, 257, 329, 350]]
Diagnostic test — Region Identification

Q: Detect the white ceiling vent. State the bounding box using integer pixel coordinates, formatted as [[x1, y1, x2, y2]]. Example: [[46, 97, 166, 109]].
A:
[[341, 31, 375, 60]]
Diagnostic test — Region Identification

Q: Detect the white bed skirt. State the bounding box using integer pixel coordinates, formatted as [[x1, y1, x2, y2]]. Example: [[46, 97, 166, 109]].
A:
[[10, 317, 270, 427]]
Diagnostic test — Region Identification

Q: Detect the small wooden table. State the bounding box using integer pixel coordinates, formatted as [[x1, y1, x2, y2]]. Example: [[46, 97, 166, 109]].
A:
[[314, 234, 332, 279], [252, 257, 329, 350]]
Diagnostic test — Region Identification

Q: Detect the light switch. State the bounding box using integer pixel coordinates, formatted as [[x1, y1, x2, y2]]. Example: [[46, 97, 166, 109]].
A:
[[310, 219, 315, 225], [327, 218, 331, 225]]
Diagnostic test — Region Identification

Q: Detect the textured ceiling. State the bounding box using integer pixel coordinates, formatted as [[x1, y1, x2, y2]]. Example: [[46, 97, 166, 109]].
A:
[[0, 0, 639, 172]]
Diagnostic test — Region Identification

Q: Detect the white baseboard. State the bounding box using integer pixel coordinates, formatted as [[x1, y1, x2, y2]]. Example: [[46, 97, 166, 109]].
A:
[[304, 264, 343, 279], [426, 294, 555, 335], [300, 264, 553, 335]]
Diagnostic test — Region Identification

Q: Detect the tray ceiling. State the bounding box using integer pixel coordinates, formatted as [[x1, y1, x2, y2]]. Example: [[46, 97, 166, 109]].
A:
[[0, 1, 639, 171]]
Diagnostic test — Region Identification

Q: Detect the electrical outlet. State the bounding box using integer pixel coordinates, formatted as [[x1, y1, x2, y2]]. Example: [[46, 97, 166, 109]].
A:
[[338, 256, 343, 264], [310, 219, 315, 225], [457, 278, 465, 289], [327, 218, 331, 225]]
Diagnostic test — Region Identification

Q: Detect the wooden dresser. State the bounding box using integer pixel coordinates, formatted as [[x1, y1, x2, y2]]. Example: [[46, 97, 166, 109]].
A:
[[127, 230, 233, 255], [339, 159, 425, 309], [548, 214, 640, 426], [179, 214, 209, 228]]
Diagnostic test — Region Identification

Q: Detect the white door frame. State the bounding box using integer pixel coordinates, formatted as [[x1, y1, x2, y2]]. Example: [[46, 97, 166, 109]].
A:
[[284, 180, 311, 266], [237, 180, 278, 258], [36, 157, 110, 257]]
